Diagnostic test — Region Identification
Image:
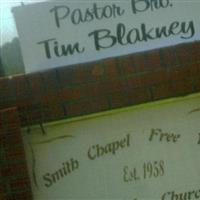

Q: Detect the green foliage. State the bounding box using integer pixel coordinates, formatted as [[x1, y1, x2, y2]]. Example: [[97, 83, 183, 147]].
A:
[[0, 57, 5, 77], [0, 37, 25, 77]]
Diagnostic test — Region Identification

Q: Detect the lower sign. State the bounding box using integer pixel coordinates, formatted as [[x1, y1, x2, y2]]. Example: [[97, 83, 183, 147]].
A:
[[22, 94, 200, 199]]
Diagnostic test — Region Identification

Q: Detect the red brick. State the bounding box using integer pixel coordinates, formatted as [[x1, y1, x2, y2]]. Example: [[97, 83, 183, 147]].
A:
[[57, 66, 75, 86], [0, 133, 22, 146], [10, 192, 32, 200], [140, 70, 168, 87], [41, 69, 58, 92], [25, 105, 45, 124], [1, 163, 28, 177], [194, 79, 200, 91], [12, 164, 28, 175], [145, 50, 161, 70], [170, 79, 194, 95], [91, 63, 105, 81], [152, 83, 172, 99], [20, 73, 43, 106], [5, 148, 25, 160], [67, 103, 82, 117], [110, 92, 130, 108], [84, 79, 125, 98], [133, 53, 146, 72], [128, 69, 169, 88], [129, 88, 151, 104], [0, 41, 200, 127], [0, 184, 6, 200], [153, 79, 194, 100], [0, 183, 5, 194], [61, 87, 83, 101], [104, 58, 119, 78], [84, 82, 107, 97], [10, 178, 30, 190], [161, 47, 177, 67], [12, 75, 29, 101], [108, 79, 125, 94], [0, 108, 19, 127], [0, 108, 32, 199], [0, 78, 15, 109], [27, 73, 42, 92], [191, 42, 200, 61], [169, 66, 191, 81], [45, 104, 65, 121], [189, 63, 200, 76], [120, 55, 135, 75], [67, 97, 109, 117], [42, 91, 60, 105], [176, 46, 191, 66], [127, 76, 141, 89], [74, 64, 90, 84]]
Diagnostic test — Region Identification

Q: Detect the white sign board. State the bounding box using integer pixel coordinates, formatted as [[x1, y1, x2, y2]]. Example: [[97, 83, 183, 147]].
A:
[[22, 95, 200, 199], [13, 0, 200, 73]]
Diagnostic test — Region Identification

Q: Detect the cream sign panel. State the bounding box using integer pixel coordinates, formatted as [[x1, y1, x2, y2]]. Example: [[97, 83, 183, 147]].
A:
[[22, 95, 200, 200], [13, 0, 200, 73]]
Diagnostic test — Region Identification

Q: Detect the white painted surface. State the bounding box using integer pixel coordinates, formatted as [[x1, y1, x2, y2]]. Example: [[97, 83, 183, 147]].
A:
[[13, 0, 200, 73], [22, 95, 200, 199]]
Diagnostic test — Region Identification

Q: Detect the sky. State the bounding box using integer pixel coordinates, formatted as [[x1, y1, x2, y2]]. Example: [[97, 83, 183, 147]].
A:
[[0, 0, 46, 46]]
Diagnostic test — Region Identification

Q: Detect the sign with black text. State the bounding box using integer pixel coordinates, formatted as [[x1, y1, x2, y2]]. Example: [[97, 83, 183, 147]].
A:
[[22, 94, 200, 199], [13, 0, 200, 73]]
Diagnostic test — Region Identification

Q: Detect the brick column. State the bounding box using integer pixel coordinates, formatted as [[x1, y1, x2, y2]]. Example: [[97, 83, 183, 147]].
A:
[[0, 108, 32, 200]]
